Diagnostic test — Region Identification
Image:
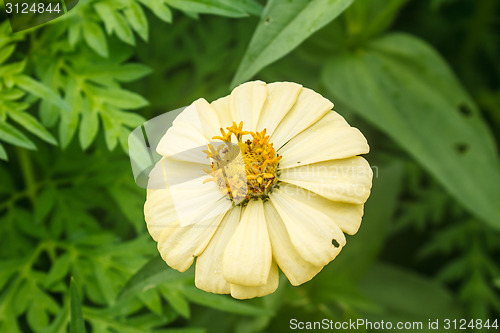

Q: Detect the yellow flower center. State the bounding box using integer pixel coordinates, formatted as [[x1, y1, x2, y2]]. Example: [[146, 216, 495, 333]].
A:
[[203, 121, 281, 204]]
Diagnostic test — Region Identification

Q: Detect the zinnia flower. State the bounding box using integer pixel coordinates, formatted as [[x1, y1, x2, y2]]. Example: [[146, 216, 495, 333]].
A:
[[144, 81, 372, 299]]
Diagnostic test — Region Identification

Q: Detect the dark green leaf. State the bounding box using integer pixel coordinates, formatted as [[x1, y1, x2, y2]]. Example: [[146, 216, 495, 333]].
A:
[[322, 33, 500, 230], [160, 285, 191, 318], [360, 263, 462, 322], [345, 0, 408, 40], [118, 256, 192, 302], [181, 286, 270, 316], [0, 142, 7, 160], [231, 0, 354, 86]]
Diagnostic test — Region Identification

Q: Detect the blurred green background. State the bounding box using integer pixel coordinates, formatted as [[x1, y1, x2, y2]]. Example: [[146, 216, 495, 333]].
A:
[[0, 0, 499, 332]]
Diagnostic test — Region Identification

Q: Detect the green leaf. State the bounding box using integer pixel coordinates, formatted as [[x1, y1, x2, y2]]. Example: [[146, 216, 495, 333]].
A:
[[59, 79, 81, 149], [8, 110, 58, 145], [118, 256, 192, 302], [0, 61, 26, 77], [46, 253, 72, 287], [110, 63, 152, 82], [34, 186, 57, 223], [83, 21, 109, 58], [98, 88, 149, 109], [68, 23, 81, 47], [79, 108, 99, 150], [231, 0, 354, 87], [95, 3, 135, 45], [13, 75, 69, 111], [160, 285, 191, 318], [0, 121, 36, 150], [0, 44, 15, 65], [125, 1, 149, 42], [360, 263, 462, 321], [138, 0, 173, 23], [181, 286, 270, 316], [100, 112, 120, 150], [165, 0, 260, 17], [345, 0, 408, 40], [70, 278, 86, 333], [322, 33, 500, 230], [0, 142, 7, 160]]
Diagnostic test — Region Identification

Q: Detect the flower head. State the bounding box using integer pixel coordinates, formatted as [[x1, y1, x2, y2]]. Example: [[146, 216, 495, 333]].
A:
[[144, 81, 372, 299]]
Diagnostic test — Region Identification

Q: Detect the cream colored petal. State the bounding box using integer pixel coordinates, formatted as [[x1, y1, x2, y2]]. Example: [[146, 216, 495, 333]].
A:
[[145, 188, 176, 241], [195, 207, 242, 294], [174, 98, 222, 140], [264, 201, 324, 286], [279, 157, 373, 204], [270, 87, 333, 149], [169, 175, 232, 227], [278, 112, 369, 168], [157, 208, 227, 272], [191, 98, 222, 140], [211, 95, 234, 130], [223, 199, 272, 286], [257, 82, 303, 137], [146, 157, 230, 228], [156, 120, 209, 164], [269, 188, 346, 267], [276, 183, 364, 235], [230, 81, 267, 132], [144, 158, 189, 240], [230, 261, 279, 299], [156, 99, 222, 164]]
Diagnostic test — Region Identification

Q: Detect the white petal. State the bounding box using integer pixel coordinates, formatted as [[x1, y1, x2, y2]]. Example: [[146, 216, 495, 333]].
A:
[[270, 87, 333, 149], [230, 81, 267, 132], [157, 208, 226, 272], [275, 183, 364, 235], [223, 199, 272, 286], [195, 207, 242, 294], [257, 82, 302, 137], [264, 201, 324, 286], [211, 95, 234, 130], [278, 112, 369, 168], [230, 261, 279, 299], [279, 157, 373, 204], [269, 188, 346, 267]]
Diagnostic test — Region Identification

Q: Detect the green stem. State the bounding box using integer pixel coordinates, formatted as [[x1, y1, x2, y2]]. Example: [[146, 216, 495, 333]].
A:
[[16, 147, 36, 205]]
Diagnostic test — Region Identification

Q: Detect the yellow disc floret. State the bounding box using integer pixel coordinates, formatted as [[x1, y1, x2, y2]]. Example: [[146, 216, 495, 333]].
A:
[[203, 121, 281, 204]]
